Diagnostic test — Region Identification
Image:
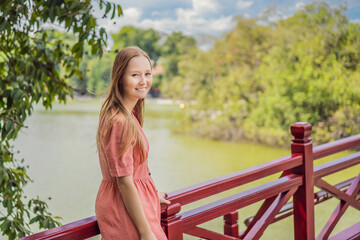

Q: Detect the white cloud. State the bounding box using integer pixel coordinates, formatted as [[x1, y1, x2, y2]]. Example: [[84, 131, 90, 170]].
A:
[[296, 2, 305, 11], [351, 19, 360, 24], [161, 0, 234, 36], [140, 18, 176, 32], [99, 1, 235, 49], [236, 0, 253, 10], [138, 9, 234, 37], [176, 8, 233, 35], [193, 0, 219, 13], [151, 11, 162, 17], [128, 1, 232, 36], [103, 7, 142, 34]]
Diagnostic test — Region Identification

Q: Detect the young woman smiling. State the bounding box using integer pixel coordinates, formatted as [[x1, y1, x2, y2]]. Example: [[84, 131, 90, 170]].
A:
[[95, 46, 170, 240]]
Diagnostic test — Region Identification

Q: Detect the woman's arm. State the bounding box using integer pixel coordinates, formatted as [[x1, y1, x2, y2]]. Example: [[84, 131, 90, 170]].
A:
[[117, 175, 157, 240]]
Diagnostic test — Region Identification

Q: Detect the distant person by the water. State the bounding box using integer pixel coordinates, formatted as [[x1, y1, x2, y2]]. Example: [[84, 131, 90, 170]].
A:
[[95, 46, 170, 240]]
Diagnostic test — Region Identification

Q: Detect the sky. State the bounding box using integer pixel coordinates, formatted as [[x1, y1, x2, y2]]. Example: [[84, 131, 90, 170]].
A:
[[95, 0, 360, 45]]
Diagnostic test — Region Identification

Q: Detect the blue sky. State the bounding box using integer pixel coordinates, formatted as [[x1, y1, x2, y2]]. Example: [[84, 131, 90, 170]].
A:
[[94, 0, 360, 50], [95, 0, 359, 46]]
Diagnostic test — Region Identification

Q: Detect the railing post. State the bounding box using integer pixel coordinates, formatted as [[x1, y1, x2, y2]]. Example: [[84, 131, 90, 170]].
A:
[[224, 211, 239, 237], [290, 122, 315, 240], [161, 203, 183, 240]]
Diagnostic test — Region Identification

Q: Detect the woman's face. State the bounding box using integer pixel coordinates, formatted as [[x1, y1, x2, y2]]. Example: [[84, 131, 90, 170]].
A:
[[122, 56, 152, 103]]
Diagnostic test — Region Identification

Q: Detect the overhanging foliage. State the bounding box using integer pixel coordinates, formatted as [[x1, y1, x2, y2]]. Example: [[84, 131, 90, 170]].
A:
[[0, 0, 122, 239]]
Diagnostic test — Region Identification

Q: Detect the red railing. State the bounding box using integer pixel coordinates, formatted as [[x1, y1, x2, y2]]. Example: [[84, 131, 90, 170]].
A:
[[20, 122, 360, 240]]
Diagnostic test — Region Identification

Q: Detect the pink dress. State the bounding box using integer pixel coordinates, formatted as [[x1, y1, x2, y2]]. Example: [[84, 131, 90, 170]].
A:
[[95, 114, 167, 240]]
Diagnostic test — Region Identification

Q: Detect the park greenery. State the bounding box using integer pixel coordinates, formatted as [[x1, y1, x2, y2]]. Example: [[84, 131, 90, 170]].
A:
[[69, 2, 359, 147], [0, 0, 359, 238], [0, 0, 121, 239], [169, 2, 360, 146]]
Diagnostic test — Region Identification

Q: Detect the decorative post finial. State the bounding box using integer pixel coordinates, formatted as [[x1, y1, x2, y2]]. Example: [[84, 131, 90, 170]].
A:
[[291, 122, 312, 144], [161, 203, 183, 240]]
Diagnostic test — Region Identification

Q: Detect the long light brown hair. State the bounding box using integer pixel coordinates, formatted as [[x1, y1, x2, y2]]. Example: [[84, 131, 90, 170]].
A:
[[97, 46, 152, 164]]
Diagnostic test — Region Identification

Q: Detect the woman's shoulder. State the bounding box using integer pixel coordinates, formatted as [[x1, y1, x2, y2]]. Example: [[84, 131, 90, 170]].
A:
[[112, 112, 125, 123], [111, 111, 136, 132], [110, 112, 126, 129]]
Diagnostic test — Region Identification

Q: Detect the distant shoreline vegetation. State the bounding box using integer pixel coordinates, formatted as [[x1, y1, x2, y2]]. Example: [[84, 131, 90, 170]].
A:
[[164, 2, 360, 147], [66, 2, 359, 147]]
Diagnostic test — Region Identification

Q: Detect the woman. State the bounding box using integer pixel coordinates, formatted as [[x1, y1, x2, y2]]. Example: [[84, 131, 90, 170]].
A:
[[95, 46, 170, 240]]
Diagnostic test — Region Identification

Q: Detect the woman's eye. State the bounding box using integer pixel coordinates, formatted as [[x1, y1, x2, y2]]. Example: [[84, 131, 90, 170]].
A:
[[145, 72, 152, 76], [132, 74, 139, 77]]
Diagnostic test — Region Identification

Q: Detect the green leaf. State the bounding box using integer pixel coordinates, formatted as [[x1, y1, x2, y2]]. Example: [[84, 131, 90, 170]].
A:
[[5, 120, 12, 133], [79, 32, 89, 42], [117, 5, 123, 16], [12, 89, 24, 101], [0, 20, 8, 32], [91, 44, 98, 55], [9, 230, 16, 240], [70, 1, 79, 10], [42, 218, 49, 229], [99, 27, 106, 39], [105, 2, 111, 14], [29, 216, 38, 225], [111, 4, 116, 19], [12, 169, 30, 180], [0, 220, 11, 232], [3, 171, 9, 180], [65, 18, 71, 29], [2, 199, 7, 209], [49, 221, 55, 228], [71, 42, 82, 54], [7, 200, 13, 215], [83, 15, 89, 25], [43, 9, 49, 22], [49, 7, 55, 22]]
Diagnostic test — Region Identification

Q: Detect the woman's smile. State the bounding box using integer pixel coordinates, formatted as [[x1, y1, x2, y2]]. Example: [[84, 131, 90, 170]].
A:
[[135, 87, 146, 91], [122, 55, 153, 108]]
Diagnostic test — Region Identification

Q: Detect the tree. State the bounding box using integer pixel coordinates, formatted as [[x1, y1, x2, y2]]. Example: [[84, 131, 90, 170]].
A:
[[0, 0, 122, 239], [161, 32, 196, 78], [47, 30, 90, 95], [86, 51, 115, 96], [170, 2, 360, 146], [111, 26, 162, 65]]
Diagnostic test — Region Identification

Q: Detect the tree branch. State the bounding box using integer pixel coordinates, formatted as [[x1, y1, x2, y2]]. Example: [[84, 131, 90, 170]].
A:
[[0, 115, 25, 128]]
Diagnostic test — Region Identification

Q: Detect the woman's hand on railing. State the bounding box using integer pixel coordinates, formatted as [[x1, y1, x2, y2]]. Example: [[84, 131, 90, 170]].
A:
[[158, 191, 171, 205]]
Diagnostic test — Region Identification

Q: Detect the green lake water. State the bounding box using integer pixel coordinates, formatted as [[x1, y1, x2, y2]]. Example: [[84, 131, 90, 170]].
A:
[[14, 99, 359, 239]]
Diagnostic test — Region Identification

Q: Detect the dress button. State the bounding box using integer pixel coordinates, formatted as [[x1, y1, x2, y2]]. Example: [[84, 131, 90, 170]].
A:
[[149, 172, 151, 175]]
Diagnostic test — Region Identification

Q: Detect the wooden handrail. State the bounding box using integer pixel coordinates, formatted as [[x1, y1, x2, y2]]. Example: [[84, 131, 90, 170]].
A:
[[314, 152, 360, 179], [180, 174, 302, 230], [20, 124, 360, 240], [163, 154, 302, 208], [19, 216, 99, 240], [313, 134, 360, 160], [244, 177, 358, 226]]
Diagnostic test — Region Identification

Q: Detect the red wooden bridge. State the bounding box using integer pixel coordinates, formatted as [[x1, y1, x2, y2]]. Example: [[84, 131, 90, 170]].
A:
[[20, 122, 360, 240]]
